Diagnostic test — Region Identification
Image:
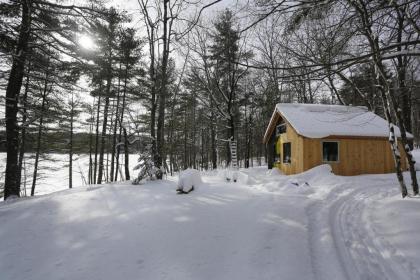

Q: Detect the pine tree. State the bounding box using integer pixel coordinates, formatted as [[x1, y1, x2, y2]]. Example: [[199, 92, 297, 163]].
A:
[[113, 28, 142, 182], [1, 0, 105, 199], [208, 9, 251, 165]]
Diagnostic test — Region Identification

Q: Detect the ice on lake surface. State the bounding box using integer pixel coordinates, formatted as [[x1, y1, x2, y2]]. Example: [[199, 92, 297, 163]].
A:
[[0, 153, 139, 196]]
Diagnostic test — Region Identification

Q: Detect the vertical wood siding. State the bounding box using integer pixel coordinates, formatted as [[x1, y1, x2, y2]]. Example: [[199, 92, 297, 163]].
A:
[[274, 123, 408, 176]]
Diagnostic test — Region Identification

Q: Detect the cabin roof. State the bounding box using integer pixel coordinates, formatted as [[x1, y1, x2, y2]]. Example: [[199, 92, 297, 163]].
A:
[[263, 103, 412, 143]]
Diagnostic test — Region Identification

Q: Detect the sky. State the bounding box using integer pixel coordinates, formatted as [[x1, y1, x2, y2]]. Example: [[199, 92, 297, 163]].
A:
[[0, 0, 252, 127]]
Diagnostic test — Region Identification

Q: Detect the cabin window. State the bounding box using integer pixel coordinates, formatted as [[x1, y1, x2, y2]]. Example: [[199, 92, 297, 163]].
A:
[[276, 123, 286, 136], [283, 142, 291, 163], [322, 141, 339, 162]]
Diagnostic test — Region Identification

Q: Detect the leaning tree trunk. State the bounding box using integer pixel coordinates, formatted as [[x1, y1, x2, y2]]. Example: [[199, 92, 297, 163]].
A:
[[384, 71, 418, 195], [4, 0, 32, 199], [69, 93, 74, 189], [374, 58, 409, 198], [93, 95, 101, 184], [351, 0, 409, 197], [31, 72, 49, 196], [326, 71, 345, 105], [17, 64, 31, 188], [115, 66, 129, 181], [97, 95, 110, 185], [394, 9, 419, 195], [97, 49, 113, 185], [110, 64, 122, 182]]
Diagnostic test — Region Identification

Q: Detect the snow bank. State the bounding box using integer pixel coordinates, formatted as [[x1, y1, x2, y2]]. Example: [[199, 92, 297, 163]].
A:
[[215, 169, 257, 185], [293, 164, 333, 183], [236, 171, 257, 185], [177, 168, 202, 192], [266, 168, 283, 176], [282, 165, 334, 194], [258, 164, 334, 194]]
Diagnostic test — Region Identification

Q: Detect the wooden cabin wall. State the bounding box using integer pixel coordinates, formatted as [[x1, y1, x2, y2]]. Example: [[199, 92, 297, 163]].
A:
[[301, 137, 408, 176], [275, 123, 304, 175], [269, 111, 407, 176]]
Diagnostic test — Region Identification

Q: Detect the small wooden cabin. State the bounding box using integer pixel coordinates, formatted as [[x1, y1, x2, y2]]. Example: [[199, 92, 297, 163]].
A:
[[263, 104, 410, 176]]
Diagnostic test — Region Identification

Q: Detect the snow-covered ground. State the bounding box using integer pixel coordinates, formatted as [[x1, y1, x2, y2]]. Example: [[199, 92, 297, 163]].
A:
[[1, 164, 420, 280]]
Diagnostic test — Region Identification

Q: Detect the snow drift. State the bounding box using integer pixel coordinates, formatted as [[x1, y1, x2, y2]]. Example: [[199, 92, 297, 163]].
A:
[[177, 168, 202, 192]]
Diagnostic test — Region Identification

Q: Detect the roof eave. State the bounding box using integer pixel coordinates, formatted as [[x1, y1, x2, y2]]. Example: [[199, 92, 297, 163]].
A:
[[262, 109, 280, 144]]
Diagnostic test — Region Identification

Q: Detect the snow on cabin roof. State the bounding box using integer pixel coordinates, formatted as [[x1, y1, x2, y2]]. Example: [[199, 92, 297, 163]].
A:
[[263, 103, 412, 142]]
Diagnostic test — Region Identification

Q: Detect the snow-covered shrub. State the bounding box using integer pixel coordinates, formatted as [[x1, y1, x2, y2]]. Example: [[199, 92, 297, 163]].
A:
[[177, 169, 202, 192], [132, 138, 163, 185]]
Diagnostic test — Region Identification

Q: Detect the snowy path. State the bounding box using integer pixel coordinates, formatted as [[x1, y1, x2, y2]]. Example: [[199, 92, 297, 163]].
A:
[[331, 176, 420, 280], [1, 167, 420, 280], [305, 173, 420, 280], [0, 173, 314, 280]]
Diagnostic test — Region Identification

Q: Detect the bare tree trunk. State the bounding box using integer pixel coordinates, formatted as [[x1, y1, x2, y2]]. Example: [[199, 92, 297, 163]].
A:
[[115, 66, 129, 181], [18, 64, 31, 189], [31, 68, 49, 196], [192, 92, 197, 169], [69, 93, 74, 189], [326, 72, 345, 105], [110, 64, 122, 182], [245, 114, 252, 168], [183, 108, 188, 170], [350, 0, 409, 197], [97, 94, 110, 184], [4, 0, 32, 199], [88, 99, 95, 184], [167, 46, 189, 173], [123, 128, 130, 180], [376, 59, 409, 198], [105, 145, 109, 182], [394, 8, 418, 195], [156, 0, 170, 178], [139, 0, 159, 174], [93, 95, 101, 184], [201, 127, 204, 170], [210, 99, 217, 169]]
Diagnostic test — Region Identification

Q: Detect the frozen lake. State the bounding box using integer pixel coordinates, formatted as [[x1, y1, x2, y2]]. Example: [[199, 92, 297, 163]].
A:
[[0, 153, 139, 196]]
